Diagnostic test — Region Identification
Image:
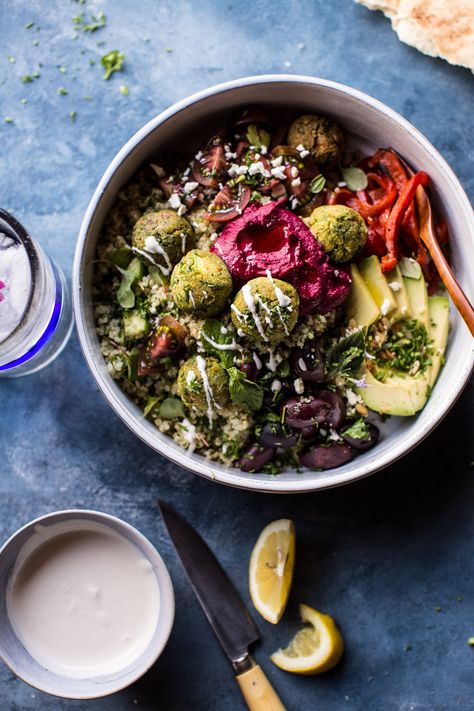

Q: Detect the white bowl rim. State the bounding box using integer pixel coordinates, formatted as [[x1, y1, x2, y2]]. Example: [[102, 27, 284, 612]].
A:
[[0, 509, 175, 699], [73, 73, 474, 494]]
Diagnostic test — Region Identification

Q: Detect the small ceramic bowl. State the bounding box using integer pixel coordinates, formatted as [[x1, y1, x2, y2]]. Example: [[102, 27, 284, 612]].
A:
[[73, 74, 474, 493], [0, 510, 174, 699]]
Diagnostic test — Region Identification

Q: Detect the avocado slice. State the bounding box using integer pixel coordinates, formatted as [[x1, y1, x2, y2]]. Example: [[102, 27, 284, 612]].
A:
[[385, 265, 411, 320], [358, 255, 397, 317], [404, 272, 429, 331], [358, 370, 430, 416], [344, 263, 380, 327], [428, 296, 449, 386]]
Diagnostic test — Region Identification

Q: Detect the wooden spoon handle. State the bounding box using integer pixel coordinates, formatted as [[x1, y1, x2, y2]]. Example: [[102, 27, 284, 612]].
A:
[[416, 186, 474, 336]]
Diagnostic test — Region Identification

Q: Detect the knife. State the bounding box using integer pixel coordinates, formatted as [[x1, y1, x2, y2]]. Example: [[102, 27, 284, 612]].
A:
[[158, 500, 286, 711]]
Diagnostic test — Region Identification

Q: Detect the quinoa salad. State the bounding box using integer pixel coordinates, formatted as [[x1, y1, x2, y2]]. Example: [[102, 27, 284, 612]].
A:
[[93, 107, 450, 475]]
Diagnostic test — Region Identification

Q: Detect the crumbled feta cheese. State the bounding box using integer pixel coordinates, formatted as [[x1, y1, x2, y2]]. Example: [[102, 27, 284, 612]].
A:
[[388, 281, 401, 291], [249, 161, 271, 178], [228, 164, 248, 177], [337, 181, 347, 187], [271, 156, 283, 167], [380, 298, 392, 315], [183, 181, 199, 193], [291, 177, 301, 187], [294, 378, 305, 394], [296, 144, 310, 158], [168, 193, 182, 210], [271, 166, 287, 180], [260, 145, 268, 155], [290, 165, 299, 178], [182, 167, 190, 177], [328, 429, 341, 441], [345, 388, 362, 406], [194, 150, 203, 160]]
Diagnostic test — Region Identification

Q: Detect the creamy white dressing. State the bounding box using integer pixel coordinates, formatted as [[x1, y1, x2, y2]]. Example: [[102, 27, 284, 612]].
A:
[[231, 304, 245, 322], [200, 330, 243, 352], [6, 521, 160, 680], [180, 417, 197, 452], [241, 284, 268, 341], [143, 236, 172, 275], [131, 246, 169, 275]]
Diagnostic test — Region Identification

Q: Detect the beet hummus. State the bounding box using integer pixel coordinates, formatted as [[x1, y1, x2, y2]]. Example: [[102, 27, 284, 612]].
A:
[[211, 201, 351, 314]]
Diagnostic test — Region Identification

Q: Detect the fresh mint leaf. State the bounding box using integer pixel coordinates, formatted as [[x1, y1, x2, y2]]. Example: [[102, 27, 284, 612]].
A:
[[116, 257, 144, 309], [328, 329, 366, 380], [227, 367, 264, 412]]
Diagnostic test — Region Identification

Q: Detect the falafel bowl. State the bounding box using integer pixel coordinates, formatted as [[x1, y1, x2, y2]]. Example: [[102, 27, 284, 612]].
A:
[[91, 100, 454, 477]]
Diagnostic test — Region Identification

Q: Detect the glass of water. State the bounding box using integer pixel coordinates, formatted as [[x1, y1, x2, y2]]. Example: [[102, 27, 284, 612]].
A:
[[0, 209, 73, 377]]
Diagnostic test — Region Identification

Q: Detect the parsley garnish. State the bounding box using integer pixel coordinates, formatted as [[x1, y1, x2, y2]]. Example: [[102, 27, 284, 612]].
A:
[[368, 319, 432, 379], [100, 50, 125, 80], [73, 11, 106, 32]]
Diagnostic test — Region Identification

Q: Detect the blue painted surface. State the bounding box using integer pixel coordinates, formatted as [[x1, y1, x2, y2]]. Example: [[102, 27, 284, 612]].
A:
[[1, 1, 473, 709]]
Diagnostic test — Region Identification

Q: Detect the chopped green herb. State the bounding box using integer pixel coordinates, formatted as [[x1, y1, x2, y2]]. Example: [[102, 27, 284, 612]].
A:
[[227, 367, 264, 412], [58, 66, 67, 74], [57, 86, 68, 96], [73, 10, 106, 32], [404, 644, 413, 652], [25, 21, 34, 29], [309, 174, 326, 194], [100, 49, 125, 80], [20, 98, 27, 104], [32, 39, 39, 46], [368, 319, 432, 378], [434, 606, 442, 613], [468, 638, 474, 646], [143, 396, 159, 417], [165, 47, 173, 52], [32, 70, 40, 78], [83, 95, 92, 101], [4, 117, 14, 124], [457, 596, 464, 602], [341, 418, 370, 440], [7, 56, 16, 63], [69, 111, 77, 122], [342, 166, 368, 191], [119, 84, 129, 96], [89, 58, 95, 66]]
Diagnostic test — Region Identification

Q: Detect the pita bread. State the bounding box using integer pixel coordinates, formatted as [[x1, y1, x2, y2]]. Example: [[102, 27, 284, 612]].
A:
[[356, 0, 474, 73]]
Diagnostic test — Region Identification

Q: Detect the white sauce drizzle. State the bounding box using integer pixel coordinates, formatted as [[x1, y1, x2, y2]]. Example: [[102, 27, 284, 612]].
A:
[[131, 246, 169, 276], [144, 236, 172, 275], [242, 284, 268, 341], [230, 304, 245, 322], [196, 355, 217, 425], [200, 331, 243, 352], [252, 352, 263, 370]]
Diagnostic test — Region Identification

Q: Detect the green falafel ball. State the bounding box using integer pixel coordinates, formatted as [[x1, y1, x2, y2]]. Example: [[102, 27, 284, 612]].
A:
[[177, 355, 230, 414], [132, 210, 194, 273], [231, 276, 299, 343], [171, 249, 233, 316], [305, 205, 367, 263], [288, 114, 345, 168]]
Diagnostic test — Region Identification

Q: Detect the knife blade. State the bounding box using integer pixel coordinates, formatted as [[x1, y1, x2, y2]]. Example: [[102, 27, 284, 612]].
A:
[[158, 500, 286, 711]]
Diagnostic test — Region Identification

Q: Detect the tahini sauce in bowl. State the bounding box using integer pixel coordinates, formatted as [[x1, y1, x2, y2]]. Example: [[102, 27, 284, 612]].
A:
[[0, 510, 174, 698], [6, 519, 160, 679]]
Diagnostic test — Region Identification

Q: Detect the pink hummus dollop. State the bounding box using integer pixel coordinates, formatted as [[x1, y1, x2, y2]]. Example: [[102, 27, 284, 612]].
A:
[[211, 201, 351, 314]]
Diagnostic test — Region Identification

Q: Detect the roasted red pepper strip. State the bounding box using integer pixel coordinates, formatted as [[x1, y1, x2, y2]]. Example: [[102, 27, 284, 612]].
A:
[[381, 171, 430, 272], [355, 172, 397, 217]]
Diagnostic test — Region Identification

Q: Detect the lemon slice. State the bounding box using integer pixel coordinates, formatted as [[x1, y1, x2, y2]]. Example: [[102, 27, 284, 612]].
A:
[[249, 519, 295, 624], [271, 604, 344, 674]]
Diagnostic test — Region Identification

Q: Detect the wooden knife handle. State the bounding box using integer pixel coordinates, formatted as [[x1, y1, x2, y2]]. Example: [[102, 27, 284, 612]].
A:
[[236, 663, 286, 711]]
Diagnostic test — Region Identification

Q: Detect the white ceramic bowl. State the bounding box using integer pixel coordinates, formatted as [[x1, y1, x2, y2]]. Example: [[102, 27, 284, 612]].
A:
[[73, 75, 474, 493], [0, 510, 174, 699]]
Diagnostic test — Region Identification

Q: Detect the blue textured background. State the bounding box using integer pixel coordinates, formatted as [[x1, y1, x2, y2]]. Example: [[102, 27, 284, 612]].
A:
[[1, 1, 473, 709]]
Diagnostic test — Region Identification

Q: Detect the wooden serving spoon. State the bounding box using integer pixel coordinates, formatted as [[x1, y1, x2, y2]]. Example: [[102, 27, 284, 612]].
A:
[[396, 151, 474, 336]]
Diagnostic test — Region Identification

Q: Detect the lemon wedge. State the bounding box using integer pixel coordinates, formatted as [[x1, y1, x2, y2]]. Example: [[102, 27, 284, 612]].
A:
[[271, 604, 344, 674], [249, 519, 295, 624]]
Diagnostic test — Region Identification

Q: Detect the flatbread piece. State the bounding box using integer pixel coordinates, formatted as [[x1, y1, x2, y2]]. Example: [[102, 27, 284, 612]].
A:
[[356, 0, 474, 73]]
